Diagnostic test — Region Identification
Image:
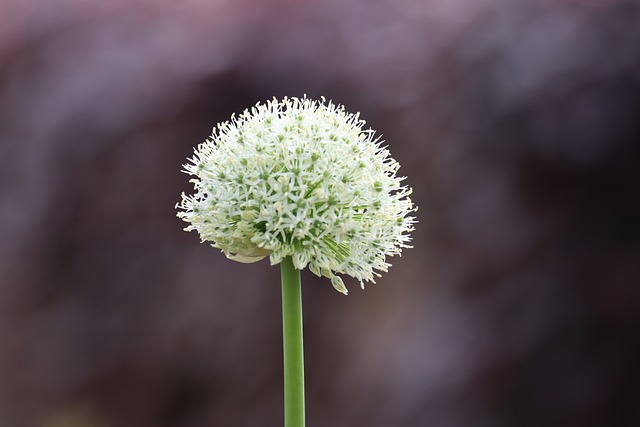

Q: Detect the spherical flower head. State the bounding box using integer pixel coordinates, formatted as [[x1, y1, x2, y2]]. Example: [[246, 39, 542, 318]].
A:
[[177, 96, 416, 294]]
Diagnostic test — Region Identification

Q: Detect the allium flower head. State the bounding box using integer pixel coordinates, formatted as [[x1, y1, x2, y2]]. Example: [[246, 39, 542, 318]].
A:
[[177, 97, 416, 294]]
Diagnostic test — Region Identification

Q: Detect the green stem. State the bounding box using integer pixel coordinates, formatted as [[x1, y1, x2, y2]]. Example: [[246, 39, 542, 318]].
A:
[[281, 257, 305, 427]]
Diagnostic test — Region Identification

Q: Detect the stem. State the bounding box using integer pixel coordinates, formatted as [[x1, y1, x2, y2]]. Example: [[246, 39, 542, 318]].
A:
[[281, 257, 305, 427]]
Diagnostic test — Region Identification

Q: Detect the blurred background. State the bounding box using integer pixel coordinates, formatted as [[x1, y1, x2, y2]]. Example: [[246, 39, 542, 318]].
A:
[[1, 0, 639, 426]]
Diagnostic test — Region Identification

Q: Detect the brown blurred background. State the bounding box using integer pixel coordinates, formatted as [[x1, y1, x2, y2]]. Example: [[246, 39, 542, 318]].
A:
[[1, 0, 639, 426]]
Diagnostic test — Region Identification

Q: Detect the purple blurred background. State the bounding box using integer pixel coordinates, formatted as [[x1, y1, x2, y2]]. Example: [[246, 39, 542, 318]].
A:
[[1, 0, 639, 426]]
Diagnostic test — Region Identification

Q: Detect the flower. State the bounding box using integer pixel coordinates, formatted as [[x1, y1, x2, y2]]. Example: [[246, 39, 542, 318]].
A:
[[177, 96, 416, 294]]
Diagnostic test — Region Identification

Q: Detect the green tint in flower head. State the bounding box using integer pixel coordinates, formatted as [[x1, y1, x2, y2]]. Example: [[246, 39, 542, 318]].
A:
[[177, 96, 416, 294]]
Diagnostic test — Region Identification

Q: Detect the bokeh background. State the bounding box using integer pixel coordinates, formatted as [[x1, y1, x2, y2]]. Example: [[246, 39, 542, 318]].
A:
[[1, 0, 639, 426]]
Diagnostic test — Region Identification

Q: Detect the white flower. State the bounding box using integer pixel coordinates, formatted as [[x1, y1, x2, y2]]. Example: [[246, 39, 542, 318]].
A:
[[177, 96, 416, 294]]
